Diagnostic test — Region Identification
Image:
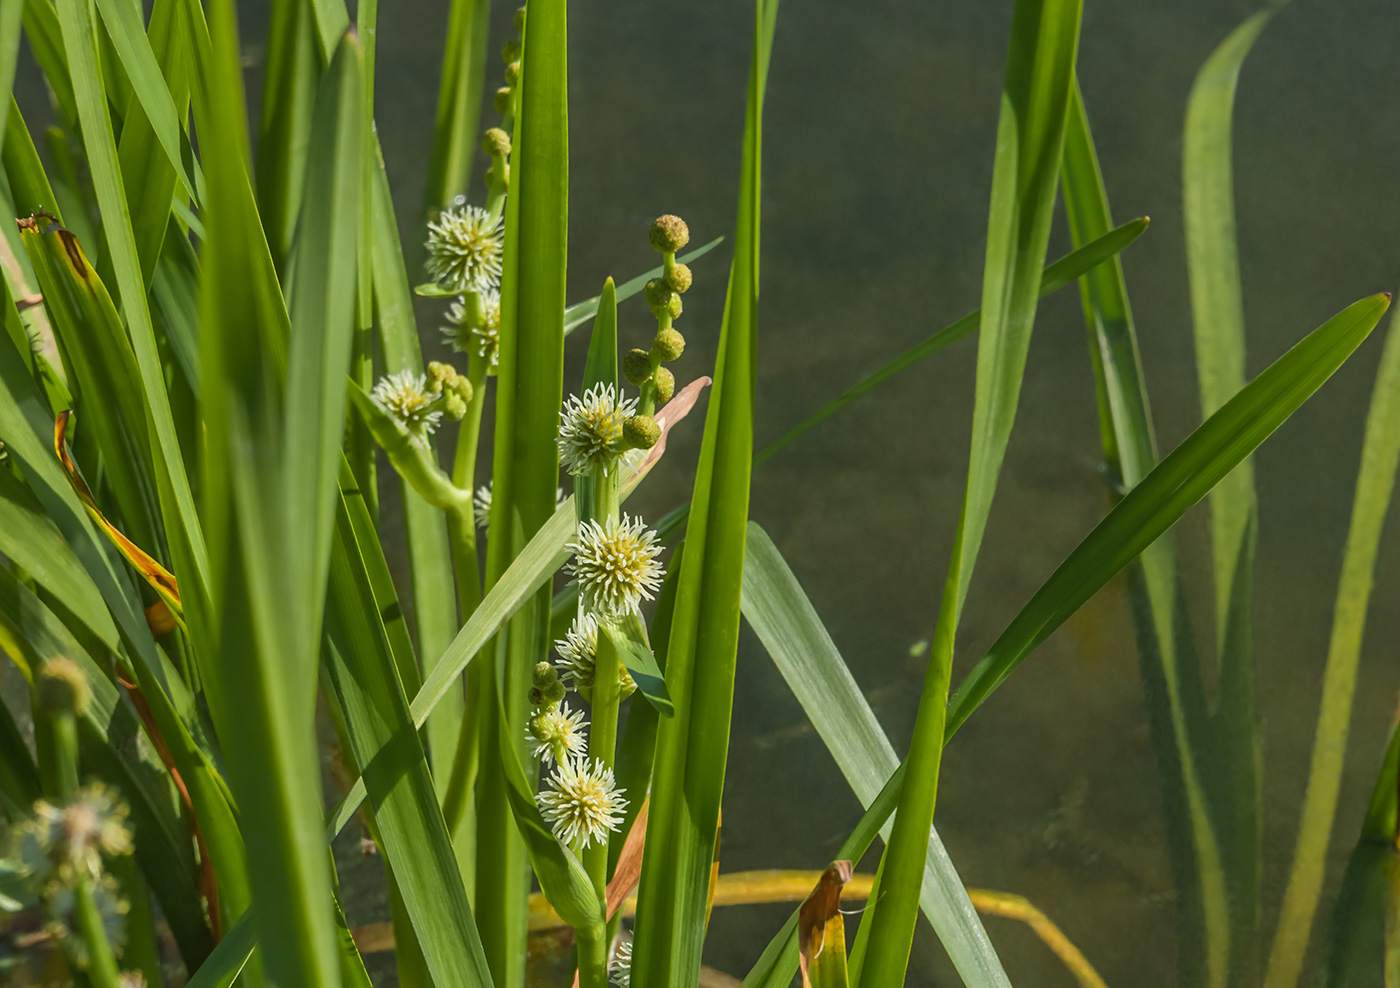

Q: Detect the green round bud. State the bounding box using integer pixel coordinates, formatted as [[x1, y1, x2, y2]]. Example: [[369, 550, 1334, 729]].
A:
[[426, 360, 455, 393], [532, 661, 558, 691], [494, 87, 512, 115], [649, 214, 690, 253], [653, 366, 675, 403], [666, 263, 693, 294], [623, 348, 653, 386], [501, 40, 521, 64], [643, 277, 676, 314], [504, 61, 520, 86], [623, 414, 661, 450], [37, 657, 91, 717], [449, 376, 474, 403], [653, 327, 686, 361], [514, 5, 526, 30], [664, 293, 683, 320], [443, 392, 467, 420], [481, 127, 511, 159]]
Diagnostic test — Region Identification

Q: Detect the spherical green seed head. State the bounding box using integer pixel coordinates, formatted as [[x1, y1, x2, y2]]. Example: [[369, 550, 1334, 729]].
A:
[[649, 214, 690, 253], [643, 278, 676, 315], [666, 293, 683, 320], [623, 348, 653, 386], [494, 87, 512, 114], [514, 5, 526, 30], [37, 657, 91, 717], [443, 392, 467, 420], [482, 127, 511, 158], [623, 414, 661, 450], [653, 327, 685, 361], [504, 61, 520, 86], [653, 366, 675, 403], [501, 39, 521, 63], [666, 263, 693, 294]]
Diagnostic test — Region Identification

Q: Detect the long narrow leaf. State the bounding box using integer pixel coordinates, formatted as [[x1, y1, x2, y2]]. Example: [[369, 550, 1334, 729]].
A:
[[861, 1, 1084, 980], [1063, 81, 1226, 988], [631, 2, 775, 985], [947, 293, 1390, 733], [1266, 301, 1400, 988], [741, 523, 1011, 988]]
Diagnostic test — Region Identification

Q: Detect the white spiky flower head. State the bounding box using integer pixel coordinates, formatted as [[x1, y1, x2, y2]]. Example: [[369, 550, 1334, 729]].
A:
[[442, 289, 501, 371], [425, 205, 504, 292], [557, 385, 637, 476], [555, 613, 636, 700], [609, 938, 632, 988], [538, 755, 626, 849], [474, 483, 493, 529], [18, 783, 133, 889], [527, 701, 589, 765], [568, 515, 664, 619], [372, 371, 442, 441]]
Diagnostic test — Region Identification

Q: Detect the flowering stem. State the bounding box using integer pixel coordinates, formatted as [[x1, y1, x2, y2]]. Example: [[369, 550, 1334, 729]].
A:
[[441, 351, 490, 841], [575, 921, 610, 988], [70, 875, 124, 988]]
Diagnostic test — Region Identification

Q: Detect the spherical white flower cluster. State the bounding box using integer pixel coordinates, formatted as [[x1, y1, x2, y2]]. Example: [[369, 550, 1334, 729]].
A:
[[537, 755, 627, 849], [442, 288, 501, 369], [371, 371, 442, 441], [425, 205, 503, 293], [568, 515, 664, 619], [556, 385, 637, 477]]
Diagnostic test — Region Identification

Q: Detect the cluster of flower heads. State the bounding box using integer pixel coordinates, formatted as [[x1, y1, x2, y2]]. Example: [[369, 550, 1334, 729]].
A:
[[527, 661, 627, 850], [13, 782, 135, 969], [370, 361, 475, 444]]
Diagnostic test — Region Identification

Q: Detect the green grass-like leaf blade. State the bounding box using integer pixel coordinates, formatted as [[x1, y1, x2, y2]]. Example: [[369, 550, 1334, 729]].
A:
[[860, 0, 1085, 979]]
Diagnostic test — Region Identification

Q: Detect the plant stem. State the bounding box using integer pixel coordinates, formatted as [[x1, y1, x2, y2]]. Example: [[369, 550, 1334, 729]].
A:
[[72, 874, 124, 988]]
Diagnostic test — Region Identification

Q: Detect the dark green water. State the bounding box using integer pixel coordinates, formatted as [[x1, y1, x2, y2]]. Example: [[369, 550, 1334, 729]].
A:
[[15, 0, 1400, 984]]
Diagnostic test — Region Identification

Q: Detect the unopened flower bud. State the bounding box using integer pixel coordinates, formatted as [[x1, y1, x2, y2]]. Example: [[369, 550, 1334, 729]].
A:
[[666, 263, 692, 294], [649, 214, 690, 253], [482, 127, 511, 159], [529, 661, 567, 707], [501, 40, 521, 63], [623, 349, 653, 386], [449, 376, 474, 403], [653, 327, 685, 361], [426, 360, 454, 393], [623, 414, 661, 450], [443, 392, 467, 420], [37, 657, 90, 717], [494, 87, 512, 115], [653, 366, 675, 403], [514, 5, 526, 30], [643, 278, 675, 315], [504, 61, 520, 86], [533, 661, 558, 691]]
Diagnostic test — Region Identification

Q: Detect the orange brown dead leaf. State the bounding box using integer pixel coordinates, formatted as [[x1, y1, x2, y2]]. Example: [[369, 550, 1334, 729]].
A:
[[797, 860, 852, 987], [54, 411, 183, 628]]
